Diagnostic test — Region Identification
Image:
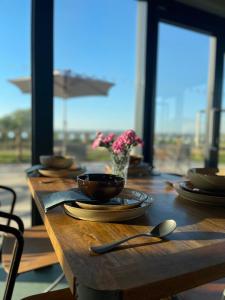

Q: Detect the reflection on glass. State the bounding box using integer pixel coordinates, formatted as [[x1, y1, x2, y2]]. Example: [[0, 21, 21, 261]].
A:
[[154, 23, 209, 174]]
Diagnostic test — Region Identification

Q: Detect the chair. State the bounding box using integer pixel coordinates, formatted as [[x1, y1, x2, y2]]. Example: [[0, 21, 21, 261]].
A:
[[0, 211, 74, 300], [0, 211, 24, 300], [0, 186, 16, 263], [2, 225, 58, 274], [0, 185, 58, 288], [0, 185, 16, 223]]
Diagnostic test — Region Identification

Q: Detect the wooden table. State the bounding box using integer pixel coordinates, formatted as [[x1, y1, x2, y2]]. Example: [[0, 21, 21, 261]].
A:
[[27, 174, 225, 300]]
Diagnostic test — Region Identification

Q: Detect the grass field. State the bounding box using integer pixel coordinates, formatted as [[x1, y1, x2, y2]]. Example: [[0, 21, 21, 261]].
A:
[[86, 148, 110, 161], [0, 150, 30, 163], [1, 146, 225, 164], [0, 148, 110, 163]]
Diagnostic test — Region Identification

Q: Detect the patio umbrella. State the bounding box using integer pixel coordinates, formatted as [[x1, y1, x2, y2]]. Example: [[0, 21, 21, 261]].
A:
[[9, 70, 114, 154]]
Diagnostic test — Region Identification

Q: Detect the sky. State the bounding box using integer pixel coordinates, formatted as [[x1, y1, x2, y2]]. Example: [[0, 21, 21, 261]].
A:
[[0, 0, 224, 134]]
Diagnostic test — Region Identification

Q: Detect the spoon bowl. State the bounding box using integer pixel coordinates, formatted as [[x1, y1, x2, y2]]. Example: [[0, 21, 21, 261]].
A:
[[90, 219, 176, 254], [151, 219, 177, 238]]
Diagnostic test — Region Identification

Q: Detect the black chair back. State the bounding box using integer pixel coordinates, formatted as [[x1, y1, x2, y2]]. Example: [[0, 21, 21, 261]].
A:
[[0, 211, 24, 300], [0, 186, 17, 263], [0, 185, 17, 226]]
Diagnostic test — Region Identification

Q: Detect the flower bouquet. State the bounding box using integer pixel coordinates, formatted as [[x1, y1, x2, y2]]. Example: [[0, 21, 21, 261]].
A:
[[92, 129, 143, 182]]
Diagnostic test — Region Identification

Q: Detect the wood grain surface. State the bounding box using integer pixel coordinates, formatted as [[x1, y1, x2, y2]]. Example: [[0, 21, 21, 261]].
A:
[[27, 175, 225, 300]]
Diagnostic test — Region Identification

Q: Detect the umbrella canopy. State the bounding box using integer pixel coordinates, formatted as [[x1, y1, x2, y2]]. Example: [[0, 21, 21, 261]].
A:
[[9, 70, 114, 99], [9, 70, 114, 154]]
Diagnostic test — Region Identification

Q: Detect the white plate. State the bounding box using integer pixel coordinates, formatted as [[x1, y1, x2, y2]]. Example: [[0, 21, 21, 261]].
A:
[[175, 181, 225, 206], [64, 190, 153, 222]]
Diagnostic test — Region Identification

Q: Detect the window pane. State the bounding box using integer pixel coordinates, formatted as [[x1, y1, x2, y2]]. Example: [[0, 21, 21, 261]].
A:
[[0, 1, 31, 226], [54, 0, 137, 165], [154, 23, 210, 174]]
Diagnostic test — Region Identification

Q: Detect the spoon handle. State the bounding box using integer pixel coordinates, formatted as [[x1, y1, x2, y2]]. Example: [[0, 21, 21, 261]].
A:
[[90, 233, 151, 254]]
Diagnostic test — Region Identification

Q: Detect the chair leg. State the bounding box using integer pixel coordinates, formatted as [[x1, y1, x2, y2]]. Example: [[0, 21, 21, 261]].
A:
[[43, 272, 65, 292]]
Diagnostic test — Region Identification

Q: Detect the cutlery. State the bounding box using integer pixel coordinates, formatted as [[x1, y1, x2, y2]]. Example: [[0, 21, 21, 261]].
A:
[[90, 219, 176, 254]]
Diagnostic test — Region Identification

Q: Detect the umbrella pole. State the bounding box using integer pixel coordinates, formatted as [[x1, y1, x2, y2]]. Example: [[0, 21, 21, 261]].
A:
[[62, 100, 67, 155]]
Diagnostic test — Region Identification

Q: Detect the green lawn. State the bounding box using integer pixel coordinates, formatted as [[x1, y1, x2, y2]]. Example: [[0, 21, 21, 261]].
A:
[[1, 147, 225, 164], [0, 150, 30, 163], [86, 148, 110, 161], [0, 148, 110, 163]]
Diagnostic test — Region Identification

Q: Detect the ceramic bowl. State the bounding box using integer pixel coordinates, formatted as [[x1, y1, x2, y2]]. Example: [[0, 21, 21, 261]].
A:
[[40, 155, 74, 169], [129, 155, 143, 166], [187, 168, 225, 191], [77, 173, 125, 201]]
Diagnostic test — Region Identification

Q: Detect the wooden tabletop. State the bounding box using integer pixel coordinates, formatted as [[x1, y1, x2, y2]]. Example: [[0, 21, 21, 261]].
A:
[[27, 174, 225, 300]]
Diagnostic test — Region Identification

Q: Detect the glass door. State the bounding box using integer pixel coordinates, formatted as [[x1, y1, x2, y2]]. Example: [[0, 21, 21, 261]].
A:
[[154, 23, 211, 174]]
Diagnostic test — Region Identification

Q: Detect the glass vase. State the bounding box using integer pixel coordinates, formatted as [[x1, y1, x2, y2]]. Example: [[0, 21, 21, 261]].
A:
[[111, 152, 130, 184]]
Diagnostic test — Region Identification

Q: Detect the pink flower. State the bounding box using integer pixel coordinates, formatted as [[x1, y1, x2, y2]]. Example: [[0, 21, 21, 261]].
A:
[[112, 137, 126, 154], [92, 130, 143, 153], [92, 132, 116, 149], [121, 129, 136, 145], [91, 132, 104, 149], [102, 133, 115, 145]]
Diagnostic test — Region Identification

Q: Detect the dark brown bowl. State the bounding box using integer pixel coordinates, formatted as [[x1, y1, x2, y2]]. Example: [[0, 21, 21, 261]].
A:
[[77, 173, 125, 201], [129, 155, 143, 166]]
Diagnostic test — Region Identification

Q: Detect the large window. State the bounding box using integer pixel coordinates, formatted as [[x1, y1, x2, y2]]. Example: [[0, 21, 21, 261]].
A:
[[154, 23, 210, 174], [54, 0, 137, 163], [0, 1, 31, 227]]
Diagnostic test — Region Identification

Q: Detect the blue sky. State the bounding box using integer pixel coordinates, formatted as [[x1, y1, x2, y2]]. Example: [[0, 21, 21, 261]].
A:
[[156, 23, 210, 134], [0, 0, 223, 134]]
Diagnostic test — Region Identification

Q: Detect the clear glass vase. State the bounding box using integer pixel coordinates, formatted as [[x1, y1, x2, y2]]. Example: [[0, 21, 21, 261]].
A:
[[111, 152, 130, 183]]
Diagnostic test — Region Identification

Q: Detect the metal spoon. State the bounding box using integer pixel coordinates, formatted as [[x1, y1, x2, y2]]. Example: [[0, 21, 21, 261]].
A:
[[90, 219, 176, 254]]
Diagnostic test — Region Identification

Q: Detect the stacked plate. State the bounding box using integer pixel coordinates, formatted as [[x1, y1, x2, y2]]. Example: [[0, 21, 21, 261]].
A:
[[38, 155, 86, 178], [39, 166, 86, 178], [64, 188, 153, 222], [175, 167, 225, 206]]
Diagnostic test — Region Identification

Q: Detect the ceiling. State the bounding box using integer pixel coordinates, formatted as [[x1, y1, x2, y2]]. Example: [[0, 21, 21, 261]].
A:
[[175, 0, 225, 19]]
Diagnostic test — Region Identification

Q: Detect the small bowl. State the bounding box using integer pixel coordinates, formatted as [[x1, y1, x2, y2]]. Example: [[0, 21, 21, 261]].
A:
[[77, 173, 124, 201], [40, 155, 74, 169], [129, 155, 143, 166], [187, 167, 225, 191]]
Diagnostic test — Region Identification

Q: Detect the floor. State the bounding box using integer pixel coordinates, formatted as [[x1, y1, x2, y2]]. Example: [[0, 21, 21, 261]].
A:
[[0, 264, 68, 299], [0, 164, 67, 299]]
